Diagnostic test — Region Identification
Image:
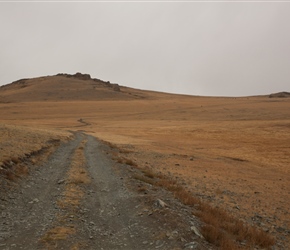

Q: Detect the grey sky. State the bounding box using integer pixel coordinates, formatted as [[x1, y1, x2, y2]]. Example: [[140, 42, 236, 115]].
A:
[[1, 1, 289, 96]]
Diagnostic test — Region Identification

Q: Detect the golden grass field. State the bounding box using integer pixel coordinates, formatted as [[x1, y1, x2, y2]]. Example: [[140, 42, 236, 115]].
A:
[[0, 75, 289, 247]]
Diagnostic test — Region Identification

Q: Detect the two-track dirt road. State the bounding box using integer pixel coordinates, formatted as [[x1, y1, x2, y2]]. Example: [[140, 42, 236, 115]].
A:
[[0, 132, 209, 250]]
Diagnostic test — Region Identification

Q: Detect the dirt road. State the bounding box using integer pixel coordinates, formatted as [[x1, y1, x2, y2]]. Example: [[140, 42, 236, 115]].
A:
[[0, 132, 209, 250]]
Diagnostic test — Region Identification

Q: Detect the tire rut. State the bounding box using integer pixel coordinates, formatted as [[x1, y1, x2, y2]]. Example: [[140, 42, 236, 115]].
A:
[[81, 135, 141, 249], [0, 132, 84, 250], [79, 135, 178, 249]]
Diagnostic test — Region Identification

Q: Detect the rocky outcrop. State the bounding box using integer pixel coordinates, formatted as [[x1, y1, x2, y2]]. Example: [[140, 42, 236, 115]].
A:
[[73, 72, 91, 80], [57, 72, 121, 92], [57, 72, 91, 81], [104, 83, 120, 92]]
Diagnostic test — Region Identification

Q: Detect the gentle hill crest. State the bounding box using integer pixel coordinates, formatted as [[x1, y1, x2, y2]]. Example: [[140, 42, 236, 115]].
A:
[[1, 73, 289, 103], [269, 91, 290, 98], [0, 73, 150, 102]]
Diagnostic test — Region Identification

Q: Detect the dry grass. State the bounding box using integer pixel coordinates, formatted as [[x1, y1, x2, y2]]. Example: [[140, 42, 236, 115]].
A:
[[0, 162, 29, 181], [123, 160, 275, 249], [133, 173, 155, 185], [201, 225, 240, 250], [10, 157, 21, 164], [104, 141, 118, 149], [58, 140, 90, 208], [114, 156, 138, 167], [57, 185, 83, 208], [0, 124, 69, 165], [1, 77, 288, 248], [0, 124, 69, 183], [14, 165, 29, 176], [141, 168, 155, 178], [41, 140, 89, 247], [41, 226, 76, 242], [5, 171, 17, 181], [68, 167, 90, 185], [196, 202, 275, 248], [118, 148, 133, 154], [111, 147, 258, 248], [70, 242, 86, 250]]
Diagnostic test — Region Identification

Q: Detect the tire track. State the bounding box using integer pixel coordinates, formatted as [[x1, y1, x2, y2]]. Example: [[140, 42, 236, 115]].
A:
[[40, 138, 90, 249], [0, 132, 83, 250]]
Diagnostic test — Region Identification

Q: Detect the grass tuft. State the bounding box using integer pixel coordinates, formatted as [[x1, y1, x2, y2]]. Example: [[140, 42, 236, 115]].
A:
[[133, 174, 155, 185]]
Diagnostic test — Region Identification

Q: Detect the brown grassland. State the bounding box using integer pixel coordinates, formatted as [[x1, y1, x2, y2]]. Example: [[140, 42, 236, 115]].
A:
[[0, 75, 289, 248]]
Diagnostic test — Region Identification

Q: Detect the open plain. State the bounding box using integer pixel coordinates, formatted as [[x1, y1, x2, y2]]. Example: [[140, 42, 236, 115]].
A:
[[0, 74, 289, 249]]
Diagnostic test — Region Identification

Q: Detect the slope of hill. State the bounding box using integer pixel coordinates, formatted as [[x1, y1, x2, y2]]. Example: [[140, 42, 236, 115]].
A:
[[269, 91, 290, 98], [0, 73, 154, 102]]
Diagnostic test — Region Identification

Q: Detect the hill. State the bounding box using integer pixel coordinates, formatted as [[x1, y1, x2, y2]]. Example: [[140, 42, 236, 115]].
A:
[[269, 91, 290, 98], [0, 73, 289, 248], [0, 72, 156, 102]]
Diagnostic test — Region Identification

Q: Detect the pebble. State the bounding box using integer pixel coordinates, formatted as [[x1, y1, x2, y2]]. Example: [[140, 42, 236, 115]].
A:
[[155, 240, 164, 248], [190, 226, 204, 239], [184, 242, 199, 249], [155, 199, 168, 208], [58, 179, 65, 184]]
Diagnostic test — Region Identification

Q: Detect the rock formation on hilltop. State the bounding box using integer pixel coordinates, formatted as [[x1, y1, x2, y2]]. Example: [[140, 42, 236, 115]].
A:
[[57, 72, 92, 81], [56, 72, 120, 92]]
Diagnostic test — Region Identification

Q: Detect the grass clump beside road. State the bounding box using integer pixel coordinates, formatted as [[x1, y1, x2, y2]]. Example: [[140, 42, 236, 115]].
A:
[[149, 171, 274, 249], [0, 124, 70, 183]]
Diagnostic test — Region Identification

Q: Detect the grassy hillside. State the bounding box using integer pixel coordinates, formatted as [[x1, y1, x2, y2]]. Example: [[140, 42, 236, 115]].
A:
[[0, 73, 289, 248]]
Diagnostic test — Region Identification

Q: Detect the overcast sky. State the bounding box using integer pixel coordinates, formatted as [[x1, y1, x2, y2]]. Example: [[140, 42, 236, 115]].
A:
[[1, 1, 289, 96]]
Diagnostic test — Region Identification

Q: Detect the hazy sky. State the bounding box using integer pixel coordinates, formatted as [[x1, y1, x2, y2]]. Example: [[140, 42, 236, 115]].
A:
[[1, 1, 289, 96]]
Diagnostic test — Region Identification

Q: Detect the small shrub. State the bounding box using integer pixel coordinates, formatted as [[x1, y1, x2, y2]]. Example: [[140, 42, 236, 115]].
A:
[[174, 189, 198, 206]]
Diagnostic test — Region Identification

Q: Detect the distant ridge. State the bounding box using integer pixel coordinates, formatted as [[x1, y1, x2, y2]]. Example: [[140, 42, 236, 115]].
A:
[[269, 92, 290, 98], [0, 72, 141, 102], [2, 72, 120, 92]]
